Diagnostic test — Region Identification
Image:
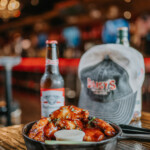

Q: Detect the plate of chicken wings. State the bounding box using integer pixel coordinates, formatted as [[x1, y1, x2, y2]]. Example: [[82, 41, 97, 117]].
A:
[[22, 105, 121, 150]]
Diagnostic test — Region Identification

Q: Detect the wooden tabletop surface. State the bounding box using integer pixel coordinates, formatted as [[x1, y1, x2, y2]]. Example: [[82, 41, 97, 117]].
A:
[[0, 112, 150, 150]]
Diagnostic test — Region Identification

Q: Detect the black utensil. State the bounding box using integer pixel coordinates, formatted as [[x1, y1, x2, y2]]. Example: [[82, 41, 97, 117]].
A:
[[120, 124, 150, 134]]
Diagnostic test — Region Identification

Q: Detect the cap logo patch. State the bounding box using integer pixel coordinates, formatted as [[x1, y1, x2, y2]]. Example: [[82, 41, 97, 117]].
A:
[[87, 77, 116, 95]]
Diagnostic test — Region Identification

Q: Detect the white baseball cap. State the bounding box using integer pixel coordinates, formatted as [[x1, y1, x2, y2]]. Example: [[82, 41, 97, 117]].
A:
[[78, 44, 145, 124]]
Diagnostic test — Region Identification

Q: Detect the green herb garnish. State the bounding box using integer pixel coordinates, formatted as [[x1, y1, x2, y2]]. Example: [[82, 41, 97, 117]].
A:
[[88, 116, 96, 124], [71, 108, 75, 112], [48, 118, 51, 123]]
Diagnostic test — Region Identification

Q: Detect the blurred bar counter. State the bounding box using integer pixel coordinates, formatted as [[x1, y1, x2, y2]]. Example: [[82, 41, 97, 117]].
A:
[[0, 57, 149, 99], [8, 58, 80, 74], [0, 57, 149, 73]]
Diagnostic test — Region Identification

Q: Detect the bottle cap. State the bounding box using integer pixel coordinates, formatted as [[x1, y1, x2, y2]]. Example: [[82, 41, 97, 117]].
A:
[[117, 27, 128, 31], [46, 40, 58, 44]]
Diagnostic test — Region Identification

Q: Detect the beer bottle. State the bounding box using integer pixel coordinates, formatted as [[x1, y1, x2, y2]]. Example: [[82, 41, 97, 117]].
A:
[[116, 27, 142, 122], [116, 27, 129, 47], [40, 40, 65, 117]]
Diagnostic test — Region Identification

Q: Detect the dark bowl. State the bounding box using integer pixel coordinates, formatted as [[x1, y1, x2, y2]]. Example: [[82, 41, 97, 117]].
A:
[[22, 121, 122, 150]]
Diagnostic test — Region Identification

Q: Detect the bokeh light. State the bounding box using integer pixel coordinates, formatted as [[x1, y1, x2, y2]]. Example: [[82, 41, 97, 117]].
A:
[[0, 0, 20, 20], [124, 0, 131, 3], [124, 11, 131, 19], [0, 0, 8, 7]]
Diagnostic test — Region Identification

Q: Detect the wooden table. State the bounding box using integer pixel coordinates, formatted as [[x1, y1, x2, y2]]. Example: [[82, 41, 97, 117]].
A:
[[0, 112, 150, 150]]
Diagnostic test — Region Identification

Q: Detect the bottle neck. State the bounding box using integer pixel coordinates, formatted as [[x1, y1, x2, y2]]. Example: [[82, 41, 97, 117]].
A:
[[116, 28, 130, 47], [45, 43, 59, 74], [116, 36, 130, 47]]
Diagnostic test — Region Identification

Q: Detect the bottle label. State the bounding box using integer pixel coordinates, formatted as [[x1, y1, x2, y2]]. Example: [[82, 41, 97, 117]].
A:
[[46, 59, 59, 66], [40, 88, 65, 117]]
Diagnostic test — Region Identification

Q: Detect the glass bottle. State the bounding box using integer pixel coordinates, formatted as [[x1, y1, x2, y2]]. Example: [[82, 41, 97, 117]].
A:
[[40, 40, 65, 117]]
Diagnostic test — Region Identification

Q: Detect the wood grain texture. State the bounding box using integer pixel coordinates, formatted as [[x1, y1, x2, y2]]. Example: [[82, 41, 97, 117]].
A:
[[0, 125, 26, 150], [0, 112, 150, 150]]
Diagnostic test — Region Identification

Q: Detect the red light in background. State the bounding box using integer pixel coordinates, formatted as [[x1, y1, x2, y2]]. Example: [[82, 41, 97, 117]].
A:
[[14, 10, 21, 18]]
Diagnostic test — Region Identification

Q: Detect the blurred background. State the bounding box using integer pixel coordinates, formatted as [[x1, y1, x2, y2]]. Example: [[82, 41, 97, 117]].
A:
[[0, 0, 150, 126]]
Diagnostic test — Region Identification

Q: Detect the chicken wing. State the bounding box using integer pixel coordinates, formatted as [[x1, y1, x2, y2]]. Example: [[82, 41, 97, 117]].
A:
[[44, 122, 58, 139], [91, 118, 116, 137], [50, 105, 89, 120], [83, 128, 105, 142], [28, 117, 49, 142]]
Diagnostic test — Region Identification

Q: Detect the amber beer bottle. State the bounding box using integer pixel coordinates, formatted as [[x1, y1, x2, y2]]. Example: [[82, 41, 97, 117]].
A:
[[40, 40, 65, 117], [116, 27, 141, 121]]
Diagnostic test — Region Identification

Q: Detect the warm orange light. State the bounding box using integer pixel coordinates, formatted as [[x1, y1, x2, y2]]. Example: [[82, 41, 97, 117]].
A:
[[2, 10, 10, 19], [0, 0, 8, 7], [124, 11, 131, 19], [21, 39, 31, 50], [107, 5, 119, 19], [124, 0, 131, 3], [8, 0, 20, 11], [89, 9, 101, 19], [0, 5, 6, 10], [14, 9, 21, 17], [31, 0, 39, 6], [0, 0, 21, 20]]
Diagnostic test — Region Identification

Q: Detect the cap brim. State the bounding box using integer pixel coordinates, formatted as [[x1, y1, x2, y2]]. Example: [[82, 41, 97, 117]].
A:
[[78, 88, 137, 125]]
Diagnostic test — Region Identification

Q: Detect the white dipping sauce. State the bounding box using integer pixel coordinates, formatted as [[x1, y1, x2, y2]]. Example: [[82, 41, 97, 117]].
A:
[[54, 130, 85, 141]]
